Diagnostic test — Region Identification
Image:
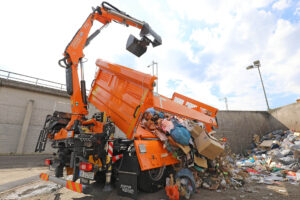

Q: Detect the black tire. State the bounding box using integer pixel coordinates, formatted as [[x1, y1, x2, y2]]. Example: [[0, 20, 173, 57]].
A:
[[138, 166, 169, 193]]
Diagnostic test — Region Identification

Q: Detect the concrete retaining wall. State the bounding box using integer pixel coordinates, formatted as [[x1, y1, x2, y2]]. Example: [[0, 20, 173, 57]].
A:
[[0, 78, 71, 154], [269, 102, 300, 131], [0, 78, 124, 154], [216, 111, 288, 153], [0, 77, 298, 154]]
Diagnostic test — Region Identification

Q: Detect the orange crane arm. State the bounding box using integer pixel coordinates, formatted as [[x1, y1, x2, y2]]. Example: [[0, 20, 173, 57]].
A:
[[58, 2, 162, 124]]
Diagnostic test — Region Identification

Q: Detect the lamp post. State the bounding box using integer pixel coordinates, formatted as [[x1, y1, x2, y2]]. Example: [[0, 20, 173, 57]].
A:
[[147, 61, 158, 93], [246, 60, 270, 110], [219, 97, 229, 110]]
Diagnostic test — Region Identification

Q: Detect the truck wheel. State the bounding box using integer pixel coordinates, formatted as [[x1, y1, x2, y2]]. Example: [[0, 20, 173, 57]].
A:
[[138, 166, 167, 193]]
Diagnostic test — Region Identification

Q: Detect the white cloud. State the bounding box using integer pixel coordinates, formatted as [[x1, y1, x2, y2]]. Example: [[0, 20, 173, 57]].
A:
[[272, 0, 291, 10], [0, 0, 299, 111], [264, 19, 300, 94], [156, 0, 300, 110], [295, 1, 300, 16], [166, 0, 274, 24]]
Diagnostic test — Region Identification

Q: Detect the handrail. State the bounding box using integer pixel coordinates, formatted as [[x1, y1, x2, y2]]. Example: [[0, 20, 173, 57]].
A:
[[0, 69, 66, 91]]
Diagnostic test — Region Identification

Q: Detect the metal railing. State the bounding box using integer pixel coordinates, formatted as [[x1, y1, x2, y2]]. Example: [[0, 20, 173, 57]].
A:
[[0, 69, 66, 91]]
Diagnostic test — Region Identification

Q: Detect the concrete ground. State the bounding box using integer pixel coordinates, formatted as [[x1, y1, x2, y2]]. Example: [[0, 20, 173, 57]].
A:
[[0, 155, 50, 193], [1, 155, 300, 200]]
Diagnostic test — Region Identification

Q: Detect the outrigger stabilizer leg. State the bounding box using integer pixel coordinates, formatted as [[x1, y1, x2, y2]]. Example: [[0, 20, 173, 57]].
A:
[[103, 134, 114, 192]]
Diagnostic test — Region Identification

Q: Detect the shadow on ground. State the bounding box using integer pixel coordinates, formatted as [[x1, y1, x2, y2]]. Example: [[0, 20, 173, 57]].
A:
[[70, 181, 300, 200], [70, 182, 166, 200]]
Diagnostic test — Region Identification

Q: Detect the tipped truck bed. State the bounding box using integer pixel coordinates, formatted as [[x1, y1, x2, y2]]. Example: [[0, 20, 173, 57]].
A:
[[88, 59, 218, 171]]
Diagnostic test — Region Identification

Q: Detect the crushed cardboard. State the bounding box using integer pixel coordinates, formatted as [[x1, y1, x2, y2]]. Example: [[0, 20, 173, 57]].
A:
[[190, 124, 203, 138], [195, 131, 225, 160], [259, 140, 273, 148], [194, 156, 208, 168], [176, 142, 191, 154]]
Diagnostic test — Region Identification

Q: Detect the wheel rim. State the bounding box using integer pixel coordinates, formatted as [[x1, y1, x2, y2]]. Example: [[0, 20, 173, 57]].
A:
[[148, 167, 165, 181]]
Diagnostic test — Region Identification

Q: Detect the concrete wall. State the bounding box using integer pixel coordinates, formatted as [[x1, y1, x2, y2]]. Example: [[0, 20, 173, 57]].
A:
[[0, 78, 71, 154], [216, 111, 288, 153], [0, 78, 125, 154], [269, 102, 300, 131], [1, 77, 298, 154]]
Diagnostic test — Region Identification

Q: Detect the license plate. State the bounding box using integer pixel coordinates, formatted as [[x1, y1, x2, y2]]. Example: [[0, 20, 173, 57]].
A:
[[79, 171, 94, 180]]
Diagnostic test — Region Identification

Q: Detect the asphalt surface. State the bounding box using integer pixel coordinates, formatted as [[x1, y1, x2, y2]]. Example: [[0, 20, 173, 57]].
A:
[[1, 155, 300, 199]]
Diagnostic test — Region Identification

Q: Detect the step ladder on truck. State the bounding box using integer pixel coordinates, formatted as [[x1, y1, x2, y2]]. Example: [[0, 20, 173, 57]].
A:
[[35, 2, 219, 199]]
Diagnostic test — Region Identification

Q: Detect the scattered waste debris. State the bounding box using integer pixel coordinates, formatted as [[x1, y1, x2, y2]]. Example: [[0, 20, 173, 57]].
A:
[[154, 109, 300, 200], [140, 108, 248, 200], [3, 182, 61, 200], [236, 130, 300, 186]]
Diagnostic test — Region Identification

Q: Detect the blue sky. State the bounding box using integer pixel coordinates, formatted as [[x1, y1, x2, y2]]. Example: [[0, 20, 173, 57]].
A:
[[0, 0, 299, 111]]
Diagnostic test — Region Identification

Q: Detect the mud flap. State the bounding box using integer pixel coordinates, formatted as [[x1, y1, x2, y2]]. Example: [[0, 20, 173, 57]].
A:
[[117, 153, 139, 200]]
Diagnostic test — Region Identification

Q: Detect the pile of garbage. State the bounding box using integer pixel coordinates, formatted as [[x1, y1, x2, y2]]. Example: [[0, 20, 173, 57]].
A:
[[141, 108, 300, 199], [236, 129, 300, 185], [140, 108, 246, 199]]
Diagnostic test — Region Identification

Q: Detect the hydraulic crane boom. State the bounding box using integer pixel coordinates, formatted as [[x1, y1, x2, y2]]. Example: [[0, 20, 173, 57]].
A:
[[58, 2, 161, 126], [35, 3, 164, 191]]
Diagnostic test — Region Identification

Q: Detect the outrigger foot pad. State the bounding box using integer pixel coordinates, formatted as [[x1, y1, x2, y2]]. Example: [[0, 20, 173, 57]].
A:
[[103, 183, 113, 192]]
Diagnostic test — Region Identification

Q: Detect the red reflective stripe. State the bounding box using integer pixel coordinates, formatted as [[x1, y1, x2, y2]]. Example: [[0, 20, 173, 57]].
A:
[[74, 183, 82, 193], [112, 154, 123, 163], [74, 182, 82, 193], [44, 174, 49, 181], [66, 181, 73, 190], [108, 142, 113, 157], [40, 173, 49, 181], [71, 181, 76, 191], [66, 181, 82, 193], [79, 183, 82, 192]]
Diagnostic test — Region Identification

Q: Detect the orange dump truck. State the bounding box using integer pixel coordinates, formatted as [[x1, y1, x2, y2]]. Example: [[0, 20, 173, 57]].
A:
[[35, 2, 219, 199], [37, 59, 219, 198], [35, 59, 218, 198]]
